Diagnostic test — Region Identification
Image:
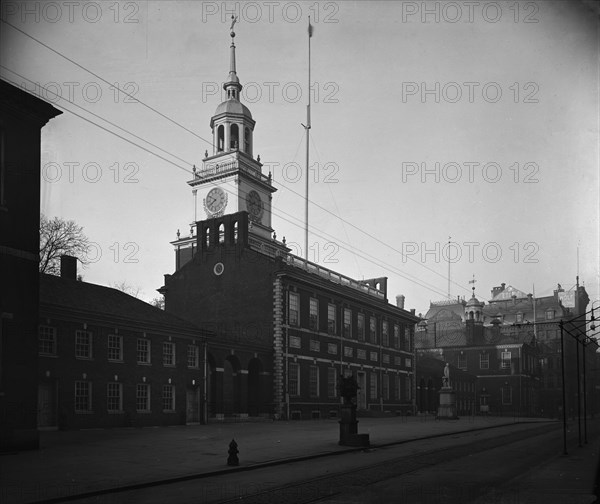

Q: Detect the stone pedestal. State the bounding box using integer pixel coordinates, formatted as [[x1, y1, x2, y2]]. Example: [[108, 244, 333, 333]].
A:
[[339, 404, 369, 447], [437, 387, 458, 420]]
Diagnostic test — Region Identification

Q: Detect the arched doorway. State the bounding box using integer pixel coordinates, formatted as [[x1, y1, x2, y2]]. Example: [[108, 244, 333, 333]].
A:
[[248, 358, 263, 416], [223, 355, 241, 416]]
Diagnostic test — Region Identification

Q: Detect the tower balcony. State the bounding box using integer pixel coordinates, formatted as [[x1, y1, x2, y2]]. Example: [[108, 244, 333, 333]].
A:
[[188, 152, 271, 187]]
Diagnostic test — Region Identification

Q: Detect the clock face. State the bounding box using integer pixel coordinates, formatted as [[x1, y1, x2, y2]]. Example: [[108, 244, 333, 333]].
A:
[[246, 190, 263, 221], [205, 187, 227, 215]]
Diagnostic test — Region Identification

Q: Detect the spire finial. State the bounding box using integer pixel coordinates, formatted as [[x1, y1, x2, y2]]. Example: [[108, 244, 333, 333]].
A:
[[468, 274, 477, 297], [224, 15, 242, 99]]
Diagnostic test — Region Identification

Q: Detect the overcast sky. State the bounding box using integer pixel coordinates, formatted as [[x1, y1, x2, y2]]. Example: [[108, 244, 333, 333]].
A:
[[2, 0, 598, 313]]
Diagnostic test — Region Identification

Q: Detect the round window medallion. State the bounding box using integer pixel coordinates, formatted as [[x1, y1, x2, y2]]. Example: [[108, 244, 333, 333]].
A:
[[213, 262, 225, 276]]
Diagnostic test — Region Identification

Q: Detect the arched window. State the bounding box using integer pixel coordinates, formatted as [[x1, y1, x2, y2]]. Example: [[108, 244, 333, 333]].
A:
[[230, 124, 239, 150], [218, 223, 225, 244], [205, 227, 211, 248], [244, 127, 251, 155], [217, 125, 224, 152], [233, 221, 238, 243]]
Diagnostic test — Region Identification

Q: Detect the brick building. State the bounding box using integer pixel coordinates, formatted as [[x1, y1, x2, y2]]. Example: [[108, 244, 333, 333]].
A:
[[0, 80, 61, 450], [38, 257, 210, 429], [416, 283, 597, 418], [160, 26, 419, 420]]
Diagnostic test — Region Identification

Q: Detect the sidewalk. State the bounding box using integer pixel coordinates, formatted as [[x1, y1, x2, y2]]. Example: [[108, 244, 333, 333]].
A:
[[0, 415, 588, 503]]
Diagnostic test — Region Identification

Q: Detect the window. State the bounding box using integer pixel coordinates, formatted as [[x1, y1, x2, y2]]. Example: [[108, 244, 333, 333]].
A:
[[163, 385, 175, 411], [136, 384, 151, 411], [187, 345, 199, 368], [310, 339, 320, 352], [458, 354, 467, 370], [289, 362, 299, 396], [290, 336, 301, 349], [357, 349, 366, 360], [370, 372, 378, 400], [344, 346, 353, 358], [546, 309, 555, 320], [394, 325, 400, 349], [309, 366, 319, 397], [39, 326, 56, 355], [383, 374, 390, 400], [75, 381, 92, 412], [405, 357, 412, 368], [395, 375, 401, 400], [218, 223, 225, 244], [383, 354, 390, 364], [327, 368, 337, 398], [75, 330, 92, 359], [108, 335, 123, 361], [357, 313, 365, 341], [107, 383, 123, 412], [163, 342, 175, 366], [516, 312, 523, 323], [502, 385, 512, 405], [370, 351, 378, 362], [327, 304, 336, 334], [343, 308, 352, 338], [501, 350, 511, 369], [288, 292, 299, 326], [480, 353, 489, 369], [328, 343, 338, 355], [382, 321, 389, 347], [369, 316, 377, 344], [404, 327, 412, 351], [405, 376, 412, 401], [309, 298, 318, 331], [137, 339, 151, 364]]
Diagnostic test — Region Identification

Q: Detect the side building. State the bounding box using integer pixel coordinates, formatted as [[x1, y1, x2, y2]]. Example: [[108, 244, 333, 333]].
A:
[[0, 80, 62, 450], [38, 257, 210, 429]]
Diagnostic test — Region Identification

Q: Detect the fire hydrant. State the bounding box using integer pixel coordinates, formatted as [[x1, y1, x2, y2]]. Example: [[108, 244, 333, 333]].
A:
[[227, 438, 239, 466]]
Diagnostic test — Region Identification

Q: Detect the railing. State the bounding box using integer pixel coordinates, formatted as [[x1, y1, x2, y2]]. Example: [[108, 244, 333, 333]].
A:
[[193, 157, 270, 184], [284, 254, 385, 300]]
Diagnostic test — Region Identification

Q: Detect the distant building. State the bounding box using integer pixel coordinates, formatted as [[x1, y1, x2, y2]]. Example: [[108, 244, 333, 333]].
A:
[[160, 27, 419, 420], [416, 283, 597, 418], [38, 257, 210, 429], [0, 80, 61, 450]]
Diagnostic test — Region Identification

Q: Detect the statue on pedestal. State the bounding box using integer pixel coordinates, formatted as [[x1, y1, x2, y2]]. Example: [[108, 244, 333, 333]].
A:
[[442, 362, 450, 388]]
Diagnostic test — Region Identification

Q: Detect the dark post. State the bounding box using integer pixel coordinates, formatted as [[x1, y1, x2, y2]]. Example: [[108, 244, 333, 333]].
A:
[[583, 340, 588, 444], [560, 321, 567, 455], [576, 335, 582, 447]]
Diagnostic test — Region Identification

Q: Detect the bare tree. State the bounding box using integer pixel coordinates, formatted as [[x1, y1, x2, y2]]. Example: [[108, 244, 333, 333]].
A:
[[150, 296, 165, 310], [39, 214, 91, 275], [112, 281, 141, 299]]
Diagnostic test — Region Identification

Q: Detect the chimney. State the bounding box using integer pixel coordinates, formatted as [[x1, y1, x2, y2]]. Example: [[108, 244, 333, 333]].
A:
[[60, 255, 77, 280], [396, 295, 405, 309]]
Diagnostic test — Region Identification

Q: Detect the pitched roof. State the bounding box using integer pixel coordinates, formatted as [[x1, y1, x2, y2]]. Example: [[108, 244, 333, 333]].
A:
[[40, 274, 203, 334]]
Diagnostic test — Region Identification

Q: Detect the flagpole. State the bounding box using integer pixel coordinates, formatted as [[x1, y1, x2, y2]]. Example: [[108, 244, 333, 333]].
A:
[[304, 17, 312, 261]]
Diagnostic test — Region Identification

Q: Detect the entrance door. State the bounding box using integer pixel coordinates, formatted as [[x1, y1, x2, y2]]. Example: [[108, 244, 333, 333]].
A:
[[38, 382, 57, 429], [186, 387, 199, 424], [357, 372, 367, 410]]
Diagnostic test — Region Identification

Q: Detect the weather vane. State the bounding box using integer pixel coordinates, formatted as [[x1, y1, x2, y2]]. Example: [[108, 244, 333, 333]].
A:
[[230, 15, 238, 37]]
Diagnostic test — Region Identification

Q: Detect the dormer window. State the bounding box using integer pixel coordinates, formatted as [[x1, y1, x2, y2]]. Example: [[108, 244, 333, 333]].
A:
[[516, 312, 523, 323], [546, 309, 555, 320]]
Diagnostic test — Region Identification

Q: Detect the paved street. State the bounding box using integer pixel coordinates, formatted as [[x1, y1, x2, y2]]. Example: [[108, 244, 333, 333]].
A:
[[1, 415, 598, 503]]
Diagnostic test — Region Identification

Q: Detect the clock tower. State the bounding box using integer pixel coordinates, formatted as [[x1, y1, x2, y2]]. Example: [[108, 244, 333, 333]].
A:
[[192, 19, 275, 235], [170, 18, 281, 265]]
